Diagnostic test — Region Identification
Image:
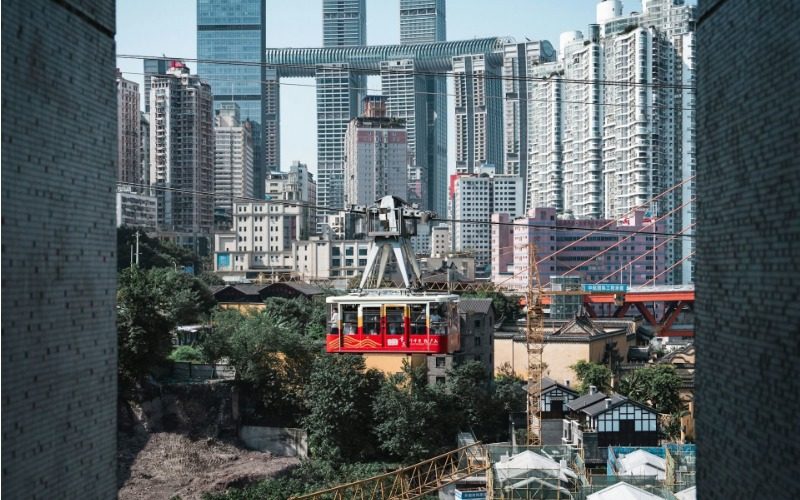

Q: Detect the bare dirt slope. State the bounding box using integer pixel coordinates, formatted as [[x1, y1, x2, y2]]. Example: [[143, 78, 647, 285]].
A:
[[118, 432, 299, 500]]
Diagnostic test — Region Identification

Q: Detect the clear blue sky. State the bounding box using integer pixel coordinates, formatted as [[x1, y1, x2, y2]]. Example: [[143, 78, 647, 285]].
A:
[[116, 0, 644, 176]]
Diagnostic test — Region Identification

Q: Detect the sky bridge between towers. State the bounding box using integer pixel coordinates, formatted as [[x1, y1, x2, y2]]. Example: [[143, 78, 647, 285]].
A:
[[264, 37, 513, 76]]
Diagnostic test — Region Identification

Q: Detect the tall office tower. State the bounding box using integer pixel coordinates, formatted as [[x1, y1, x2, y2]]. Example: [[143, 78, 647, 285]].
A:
[[343, 113, 409, 207], [316, 0, 366, 217], [381, 59, 425, 190], [2, 1, 117, 497], [502, 41, 556, 194], [696, 2, 800, 497], [561, 30, 603, 219], [323, 0, 366, 47], [452, 171, 524, 275], [526, 62, 564, 212], [399, 0, 445, 45], [214, 103, 254, 217], [399, 0, 447, 216], [453, 54, 503, 174], [197, 0, 275, 199], [143, 57, 170, 113], [150, 62, 215, 252], [316, 65, 361, 213], [117, 69, 141, 187]]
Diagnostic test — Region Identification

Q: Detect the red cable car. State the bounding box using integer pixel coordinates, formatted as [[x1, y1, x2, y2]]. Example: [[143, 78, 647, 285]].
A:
[[325, 196, 460, 355]]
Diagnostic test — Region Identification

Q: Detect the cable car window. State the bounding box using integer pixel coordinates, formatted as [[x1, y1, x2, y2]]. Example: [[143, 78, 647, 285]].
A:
[[430, 304, 446, 335], [386, 307, 404, 335], [363, 307, 380, 335], [329, 305, 340, 335], [410, 304, 426, 334], [342, 305, 358, 335]]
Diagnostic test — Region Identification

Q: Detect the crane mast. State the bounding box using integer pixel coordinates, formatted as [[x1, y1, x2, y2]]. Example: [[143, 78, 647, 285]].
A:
[[526, 243, 544, 445]]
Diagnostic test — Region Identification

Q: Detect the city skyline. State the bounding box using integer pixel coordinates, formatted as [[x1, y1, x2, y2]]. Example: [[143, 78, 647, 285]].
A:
[[116, 0, 649, 177]]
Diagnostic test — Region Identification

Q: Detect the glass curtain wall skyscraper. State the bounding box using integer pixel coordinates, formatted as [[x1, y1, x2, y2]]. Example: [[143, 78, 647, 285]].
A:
[[317, 0, 367, 214], [397, 0, 447, 216], [197, 0, 275, 198]]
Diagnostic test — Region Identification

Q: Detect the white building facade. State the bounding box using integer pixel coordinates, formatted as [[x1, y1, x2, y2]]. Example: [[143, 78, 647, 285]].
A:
[[214, 103, 254, 217]]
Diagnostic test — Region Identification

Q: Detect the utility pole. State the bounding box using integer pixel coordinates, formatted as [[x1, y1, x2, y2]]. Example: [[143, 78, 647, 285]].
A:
[[135, 230, 141, 266]]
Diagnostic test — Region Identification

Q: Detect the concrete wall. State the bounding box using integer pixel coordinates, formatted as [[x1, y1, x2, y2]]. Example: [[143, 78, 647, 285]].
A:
[[363, 353, 427, 375], [695, 0, 800, 497], [1, 1, 118, 497], [240, 426, 308, 458]]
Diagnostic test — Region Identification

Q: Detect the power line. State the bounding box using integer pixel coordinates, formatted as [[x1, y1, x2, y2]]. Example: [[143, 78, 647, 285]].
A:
[[118, 181, 694, 239], [116, 53, 696, 91], [119, 69, 695, 114]]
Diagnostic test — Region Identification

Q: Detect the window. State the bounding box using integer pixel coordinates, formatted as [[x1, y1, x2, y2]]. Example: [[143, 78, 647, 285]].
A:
[[474, 336, 481, 347], [435, 376, 446, 385], [435, 357, 446, 368], [474, 319, 482, 328]]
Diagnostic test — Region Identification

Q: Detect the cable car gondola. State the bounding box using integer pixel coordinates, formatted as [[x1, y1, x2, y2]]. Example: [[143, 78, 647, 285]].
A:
[[326, 196, 460, 355]]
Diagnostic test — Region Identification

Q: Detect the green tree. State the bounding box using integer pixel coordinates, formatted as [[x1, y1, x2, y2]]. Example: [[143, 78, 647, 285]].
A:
[[372, 362, 454, 463], [493, 363, 527, 414], [117, 267, 216, 388], [263, 297, 327, 340], [117, 226, 200, 271], [199, 308, 245, 363], [462, 291, 521, 325], [303, 355, 384, 463], [617, 364, 682, 414], [571, 360, 613, 394], [169, 345, 204, 363]]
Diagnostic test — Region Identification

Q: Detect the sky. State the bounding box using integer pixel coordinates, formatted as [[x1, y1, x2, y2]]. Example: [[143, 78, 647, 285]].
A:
[[116, 0, 645, 176]]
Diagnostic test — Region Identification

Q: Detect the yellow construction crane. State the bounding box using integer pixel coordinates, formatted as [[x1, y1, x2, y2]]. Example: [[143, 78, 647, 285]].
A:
[[526, 243, 545, 445]]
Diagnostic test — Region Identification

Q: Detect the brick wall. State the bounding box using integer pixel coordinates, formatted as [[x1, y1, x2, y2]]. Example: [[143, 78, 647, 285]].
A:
[[1, 1, 117, 497], [695, 0, 800, 497]]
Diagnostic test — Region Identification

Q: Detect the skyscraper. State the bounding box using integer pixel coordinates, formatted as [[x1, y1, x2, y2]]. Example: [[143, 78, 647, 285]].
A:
[[398, 0, 447, 216], [399, 0, 446, 45], [316, 0, 367, 216], [197, 0, 276, 198], [149, 62, 215, 252], [453, 54, 503, 174], [214, 103, 254, 217], [143, 57, 169, 113], [501, 40, 556, 191], [117, 69, 141, 186], [343, 108, 409, 208], [323, 0, 366, 47]]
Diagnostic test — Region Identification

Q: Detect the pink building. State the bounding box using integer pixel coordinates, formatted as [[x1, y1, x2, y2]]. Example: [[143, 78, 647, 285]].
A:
[[493, 207, 668, 291]]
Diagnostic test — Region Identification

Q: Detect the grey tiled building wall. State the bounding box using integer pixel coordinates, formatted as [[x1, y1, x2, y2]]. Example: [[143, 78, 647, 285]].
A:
[[695, 0, 800, 497], [1, 1, 118, 497]]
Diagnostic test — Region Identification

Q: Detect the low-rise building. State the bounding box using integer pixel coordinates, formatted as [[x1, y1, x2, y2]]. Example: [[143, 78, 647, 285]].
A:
[[537, 377, 579, 445], [563, 387, 659, 462], [494, 316, 635, 385], [427, 298, 494, 385], [116, 186, 157, 231]]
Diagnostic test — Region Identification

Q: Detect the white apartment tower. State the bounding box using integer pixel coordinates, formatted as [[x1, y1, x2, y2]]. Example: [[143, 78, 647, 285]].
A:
[[452, 172, 524, 274], [265, 161, 317, 239], [116, 70, 140, 186], [453, 54, 503, 174], [527, 62, 564, 212], [343, 114, 409, 207], [399, 0, 445, 45], [149, 62, 215, 250], [214, 103, 254, 217]]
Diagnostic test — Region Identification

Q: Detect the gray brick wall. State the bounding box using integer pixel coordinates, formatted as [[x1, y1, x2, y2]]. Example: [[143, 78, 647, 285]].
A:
[[1, 1, 117, 498], [696, 0, 800, 497]]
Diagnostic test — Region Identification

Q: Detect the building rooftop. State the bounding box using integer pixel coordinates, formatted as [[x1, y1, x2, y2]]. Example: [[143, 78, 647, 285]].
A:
[[541, 377, 579, 396], [586, 481, 663, 500], [458, 298, 493, 315]]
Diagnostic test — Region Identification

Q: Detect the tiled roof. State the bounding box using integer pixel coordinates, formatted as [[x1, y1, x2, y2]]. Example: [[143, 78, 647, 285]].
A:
[[458, 298, 493, 315], [566, 392, 607, 412]]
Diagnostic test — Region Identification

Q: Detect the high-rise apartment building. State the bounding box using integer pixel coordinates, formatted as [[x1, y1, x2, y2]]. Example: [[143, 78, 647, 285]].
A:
[[197, 0, 276, 198], [117, 69, 141, 187], [143, 58, 170, 113], [343, 113, 409, 208], [453, 54, 503, 174], [214, 103, 254, 218], [3, 1, 118, 496], [501, 40, 556, 188], [399, 0, 445, 45], [524, 0, 695, 283], [451, 171, 524, 274], [149, 62, 215, 252]]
